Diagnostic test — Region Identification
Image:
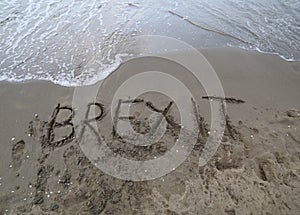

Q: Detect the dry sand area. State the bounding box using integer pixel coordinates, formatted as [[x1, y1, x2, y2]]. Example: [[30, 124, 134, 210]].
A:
[[0, 48, 300, 214]]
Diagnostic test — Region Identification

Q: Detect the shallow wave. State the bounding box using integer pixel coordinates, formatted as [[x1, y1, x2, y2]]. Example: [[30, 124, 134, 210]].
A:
[[0, 0, 299, 86]]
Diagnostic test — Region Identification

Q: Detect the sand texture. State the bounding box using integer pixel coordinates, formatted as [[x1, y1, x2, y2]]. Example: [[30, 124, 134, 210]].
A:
[[0, 48, 299, 214]]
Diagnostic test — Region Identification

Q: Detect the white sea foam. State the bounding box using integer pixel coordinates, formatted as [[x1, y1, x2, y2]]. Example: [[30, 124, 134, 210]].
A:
[[0, 0, 299, 86]]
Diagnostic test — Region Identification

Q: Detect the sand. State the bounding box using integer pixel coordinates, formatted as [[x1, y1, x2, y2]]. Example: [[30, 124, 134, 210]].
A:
[[0, 48, 299, 214]]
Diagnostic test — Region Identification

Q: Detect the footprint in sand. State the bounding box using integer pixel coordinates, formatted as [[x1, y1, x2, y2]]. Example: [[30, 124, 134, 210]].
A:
[[11, 140, 26, 171]]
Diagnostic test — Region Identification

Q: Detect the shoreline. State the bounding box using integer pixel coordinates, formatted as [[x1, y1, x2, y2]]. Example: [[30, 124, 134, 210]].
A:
[[1, 47, 299, 88]]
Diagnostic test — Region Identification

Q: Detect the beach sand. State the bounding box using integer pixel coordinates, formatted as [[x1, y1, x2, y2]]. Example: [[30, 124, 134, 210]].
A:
[[0, 48, 299, 214]]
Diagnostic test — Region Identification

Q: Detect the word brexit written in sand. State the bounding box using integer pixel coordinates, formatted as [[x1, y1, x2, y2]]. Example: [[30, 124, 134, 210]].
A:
[[27, 95, 244, 181]]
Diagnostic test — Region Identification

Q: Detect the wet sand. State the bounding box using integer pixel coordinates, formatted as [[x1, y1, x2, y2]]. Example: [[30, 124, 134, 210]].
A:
[[0, 48, 300, 214]]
